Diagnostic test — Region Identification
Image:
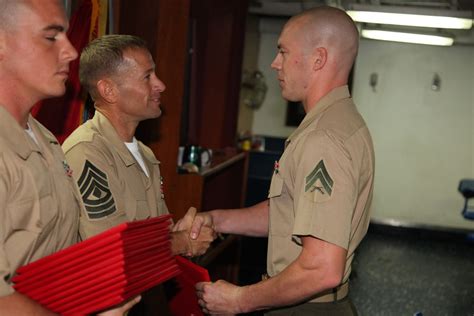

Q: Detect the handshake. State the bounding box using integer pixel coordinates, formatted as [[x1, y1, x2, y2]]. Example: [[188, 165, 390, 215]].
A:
[[170, 207, 217, 257]]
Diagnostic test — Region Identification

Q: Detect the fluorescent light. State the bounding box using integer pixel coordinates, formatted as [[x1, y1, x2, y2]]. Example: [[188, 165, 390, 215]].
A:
[[361, 29, 454, 46], [348, 10, 472, 29]]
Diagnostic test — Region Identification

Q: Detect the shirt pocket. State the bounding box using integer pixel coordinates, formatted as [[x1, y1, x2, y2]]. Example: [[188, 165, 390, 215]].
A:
[[268, 172, 284, 199], [135, 200, 151, 220], [9, 194, 57, 233]]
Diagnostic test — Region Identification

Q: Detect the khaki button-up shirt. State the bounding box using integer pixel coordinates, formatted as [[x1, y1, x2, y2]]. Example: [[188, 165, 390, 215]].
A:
[[63, 111, 168, 239], [267, 86, 375, 294], [0, 107, 80, 296]]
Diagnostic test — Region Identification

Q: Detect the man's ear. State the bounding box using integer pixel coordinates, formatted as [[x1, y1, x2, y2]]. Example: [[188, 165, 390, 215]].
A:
[[313, 47, 327, 71], [96, 79, 117, 103]]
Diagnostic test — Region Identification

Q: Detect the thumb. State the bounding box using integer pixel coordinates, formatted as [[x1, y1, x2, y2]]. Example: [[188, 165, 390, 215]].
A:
[[190, 215, 206, 240], [180, 207, 197, 228], [123, 295, 141, 311]]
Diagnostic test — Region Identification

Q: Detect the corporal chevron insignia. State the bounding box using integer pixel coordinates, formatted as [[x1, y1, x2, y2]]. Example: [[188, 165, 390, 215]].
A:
[[305, 160, 333, 196], [78, 160, 116, 219]]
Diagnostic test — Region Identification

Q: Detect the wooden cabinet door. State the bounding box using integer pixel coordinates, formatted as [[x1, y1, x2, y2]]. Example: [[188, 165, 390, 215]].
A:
[[187, 0, 249, 149]]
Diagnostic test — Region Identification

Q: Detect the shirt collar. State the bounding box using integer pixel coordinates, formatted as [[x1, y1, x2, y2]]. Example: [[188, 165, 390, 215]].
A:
[[286, 85, 350, 147], [91, 110, 137, 167], [0, 106, 41, 160]]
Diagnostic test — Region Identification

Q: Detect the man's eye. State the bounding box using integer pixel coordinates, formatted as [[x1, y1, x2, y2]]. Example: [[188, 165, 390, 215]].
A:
[[46, 37, 56, 41]]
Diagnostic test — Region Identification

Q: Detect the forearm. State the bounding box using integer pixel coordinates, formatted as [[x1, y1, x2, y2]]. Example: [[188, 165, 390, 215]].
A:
[[0, 292, 57, 315], [241, 262, 330, 311], [210, 200, 269, 237], [239, 238, 346, 312]]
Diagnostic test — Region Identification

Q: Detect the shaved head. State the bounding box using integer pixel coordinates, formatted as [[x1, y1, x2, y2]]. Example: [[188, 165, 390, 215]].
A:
[[0, 0, 26, 30], [272, 6, 360, 108], [285, 6, 359, 76], [0, 0, 65, 31]]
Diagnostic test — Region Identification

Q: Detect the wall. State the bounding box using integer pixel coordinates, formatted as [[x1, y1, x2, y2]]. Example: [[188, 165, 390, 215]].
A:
[[249, 16, 474, 230], [353, 39, 474, 231], [237, 15, 260, 135], [252, 18, 296, 138]]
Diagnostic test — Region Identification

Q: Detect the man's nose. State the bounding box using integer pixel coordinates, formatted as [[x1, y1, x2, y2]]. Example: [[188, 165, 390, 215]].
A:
[[63, 37, 78, 62]]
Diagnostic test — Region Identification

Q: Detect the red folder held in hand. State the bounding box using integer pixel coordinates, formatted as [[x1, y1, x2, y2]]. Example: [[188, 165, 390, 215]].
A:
[[169, 256, 211, 316]]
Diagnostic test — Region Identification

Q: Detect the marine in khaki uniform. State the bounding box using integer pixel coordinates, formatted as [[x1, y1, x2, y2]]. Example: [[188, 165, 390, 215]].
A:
[[63, 111, 169, 238], [63, 33, 213, 256], [266, 85, 374, 307], [175, 6, 374, 315], [0, 107, 81, 297], [0, 0, 142, 314], [63, 34, 215, 316]]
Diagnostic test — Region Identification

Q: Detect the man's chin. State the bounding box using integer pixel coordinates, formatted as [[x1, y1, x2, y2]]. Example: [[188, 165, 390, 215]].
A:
[[281, 92, 298, 102], [42, 87, 67, 100], [154, 108, 162, 118], [143, 110, 162, 121]]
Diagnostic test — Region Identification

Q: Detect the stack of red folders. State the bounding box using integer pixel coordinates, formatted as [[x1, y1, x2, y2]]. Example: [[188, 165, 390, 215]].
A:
[[13, 215, 180, 315]]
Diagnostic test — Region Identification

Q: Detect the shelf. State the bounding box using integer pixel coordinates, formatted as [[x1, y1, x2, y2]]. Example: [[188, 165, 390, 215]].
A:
[[199, 152, 246, 177], [171, 149, 248, 218]]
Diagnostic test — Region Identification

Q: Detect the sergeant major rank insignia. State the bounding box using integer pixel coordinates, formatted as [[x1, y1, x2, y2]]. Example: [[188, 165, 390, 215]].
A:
[[305, 160, 333, 202], [78, 160, 116, 219]]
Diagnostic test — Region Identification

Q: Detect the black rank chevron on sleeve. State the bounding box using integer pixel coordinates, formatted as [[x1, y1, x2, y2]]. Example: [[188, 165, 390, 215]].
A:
[[77, 160, 116, 219], [305, 160, 333, 196]]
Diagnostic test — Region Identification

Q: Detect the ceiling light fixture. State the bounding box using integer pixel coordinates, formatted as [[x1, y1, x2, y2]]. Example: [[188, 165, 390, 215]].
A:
[[361, 29, 454, 46], [347, 5, 473, 30], [349, 11, 472, 29]]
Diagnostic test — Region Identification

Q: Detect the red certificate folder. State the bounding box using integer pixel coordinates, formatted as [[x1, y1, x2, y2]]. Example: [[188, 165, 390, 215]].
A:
[[13, 215, 181, 316], [169, 256, 211, 316]]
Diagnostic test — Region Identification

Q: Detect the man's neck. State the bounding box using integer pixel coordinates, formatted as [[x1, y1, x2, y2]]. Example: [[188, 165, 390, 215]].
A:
[[0, 102, 31, 128], [0, 80, 39, 128], [96, 108, 138, 143], [303, 79, 347, 113]]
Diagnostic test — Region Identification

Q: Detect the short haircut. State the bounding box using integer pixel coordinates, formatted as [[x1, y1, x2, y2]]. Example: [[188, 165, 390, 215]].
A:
[[79, 34, 148, 99]]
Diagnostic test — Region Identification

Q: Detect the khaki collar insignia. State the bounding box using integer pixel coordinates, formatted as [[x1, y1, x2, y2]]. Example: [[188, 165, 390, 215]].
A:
[[78, 160, 116, 219], [305, 160, 333, 196]]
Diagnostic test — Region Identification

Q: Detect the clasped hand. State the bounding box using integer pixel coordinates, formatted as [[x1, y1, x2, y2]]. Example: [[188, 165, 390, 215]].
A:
[[172, 207, 216, 257]]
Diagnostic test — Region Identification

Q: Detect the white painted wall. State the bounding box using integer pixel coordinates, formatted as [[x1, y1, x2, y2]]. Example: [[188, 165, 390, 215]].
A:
[[353, 39, 474, 231], [251, 17, 474, 230], [252, 18, 296, 138]]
